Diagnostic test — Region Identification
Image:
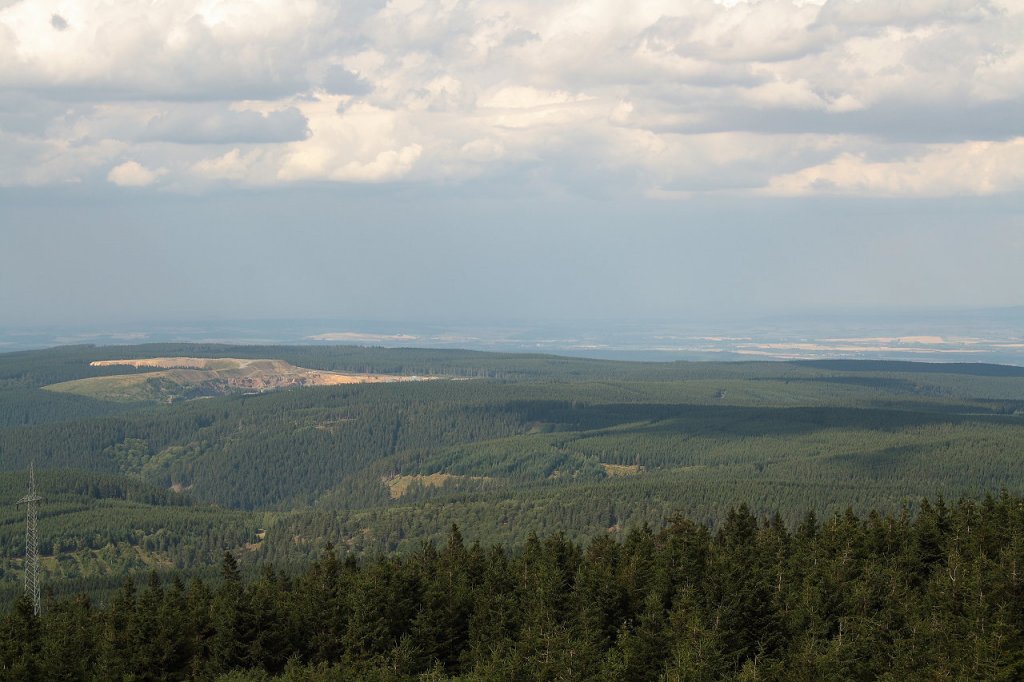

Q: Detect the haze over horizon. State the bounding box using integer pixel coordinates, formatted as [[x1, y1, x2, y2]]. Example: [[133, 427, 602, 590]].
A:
[[2, 0, 1022, 329]]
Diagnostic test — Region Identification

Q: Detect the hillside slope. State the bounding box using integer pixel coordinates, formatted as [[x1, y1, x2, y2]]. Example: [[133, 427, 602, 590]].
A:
[[2, 343, 1023, 597]]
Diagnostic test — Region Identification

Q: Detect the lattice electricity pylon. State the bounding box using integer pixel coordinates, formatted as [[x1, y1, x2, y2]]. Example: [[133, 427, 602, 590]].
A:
[[16, 462, 43, 616]]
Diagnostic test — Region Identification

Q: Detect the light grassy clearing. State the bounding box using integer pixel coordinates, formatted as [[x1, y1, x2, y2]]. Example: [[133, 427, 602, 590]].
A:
[[384, 473, 490, 499], [600, 463, 644, 476]]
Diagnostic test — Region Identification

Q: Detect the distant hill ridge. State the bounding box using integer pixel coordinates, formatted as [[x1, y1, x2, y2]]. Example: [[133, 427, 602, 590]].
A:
[[44, 356, 437, 402]]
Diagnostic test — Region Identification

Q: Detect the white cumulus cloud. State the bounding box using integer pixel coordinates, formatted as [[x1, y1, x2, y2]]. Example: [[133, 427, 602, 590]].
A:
[[0, 0, 1022, 197], [107, 160, 160, 187], [763, 138, 1024, 197]]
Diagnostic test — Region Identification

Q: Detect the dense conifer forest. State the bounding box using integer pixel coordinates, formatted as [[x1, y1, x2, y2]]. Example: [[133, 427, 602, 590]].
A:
[[1, 342, 1023, 675], [4, 495, 1024, 680]]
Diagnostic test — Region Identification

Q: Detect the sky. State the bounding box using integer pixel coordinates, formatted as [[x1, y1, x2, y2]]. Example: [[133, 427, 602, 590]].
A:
[[1, 0, 1022, 329]]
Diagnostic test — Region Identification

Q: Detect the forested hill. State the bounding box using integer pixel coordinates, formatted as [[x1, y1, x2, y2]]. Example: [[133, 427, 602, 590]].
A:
[[3, 495, 1024, 680], [0, 343, 1023, 608]]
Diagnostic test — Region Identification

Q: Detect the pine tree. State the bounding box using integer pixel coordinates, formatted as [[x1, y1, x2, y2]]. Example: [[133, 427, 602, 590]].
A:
[[186, 576, 215, 678], [573, 533, 626, 675], [93, 576, 138, 680], [301, 543, 347, 664], [39, 594, 95, 681], [134, 570, 168, 679], [159, 575, 193, 679], [411, 525, 472, 671], [606, 591, 668, 681], [249, 565, 291, 673], [465, 545, 519, 671], [662, 588, 726, 682], [209, 551, 256, 674], [0, 595, 42, 681]]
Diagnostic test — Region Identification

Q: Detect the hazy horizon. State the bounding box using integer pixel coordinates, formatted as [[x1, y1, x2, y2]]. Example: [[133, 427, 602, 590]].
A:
[[3, 305, 1023, 366]]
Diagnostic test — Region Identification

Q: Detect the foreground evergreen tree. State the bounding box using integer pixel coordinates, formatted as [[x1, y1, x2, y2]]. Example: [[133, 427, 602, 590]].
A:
[[0, 595, 41, 681], [208, 552, 256, 675]]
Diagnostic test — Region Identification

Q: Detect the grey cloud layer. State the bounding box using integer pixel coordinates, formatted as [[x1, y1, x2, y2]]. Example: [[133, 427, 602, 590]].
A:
[[0, 0, 1021, 195], [137, 106, 309, 145]]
